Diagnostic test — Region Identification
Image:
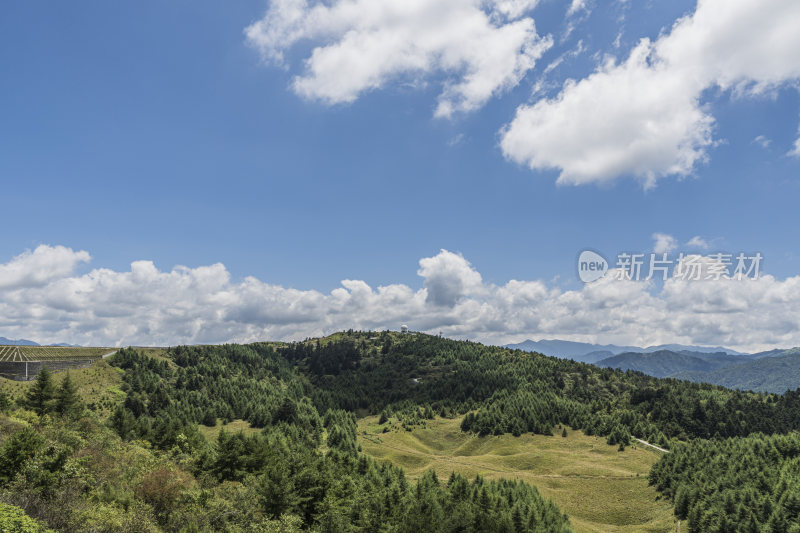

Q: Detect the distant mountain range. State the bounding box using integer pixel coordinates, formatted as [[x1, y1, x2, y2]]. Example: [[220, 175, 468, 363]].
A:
[[505, 339, 745, 363], [670, 348, 800, 393], [595, 350, 747, 377], [595, 348, 800, 394], [0, 336, 80, 347], [0, 336, 39, 346], [507, 339, 800, 393]]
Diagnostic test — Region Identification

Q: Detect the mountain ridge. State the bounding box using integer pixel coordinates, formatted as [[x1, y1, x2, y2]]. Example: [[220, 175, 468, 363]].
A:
[[506, 338, 745, 363]]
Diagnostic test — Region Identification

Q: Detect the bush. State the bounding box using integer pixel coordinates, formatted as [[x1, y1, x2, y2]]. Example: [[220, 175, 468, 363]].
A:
[[135, 465, 194, 522], [0, 502, 54, 532]]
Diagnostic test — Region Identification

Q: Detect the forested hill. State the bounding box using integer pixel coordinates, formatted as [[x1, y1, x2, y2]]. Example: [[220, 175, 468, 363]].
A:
[[3, 331, 800, 531], [596, 350, 746, 378], [268, 331, 800, 442], [672, 350, 800, 393]]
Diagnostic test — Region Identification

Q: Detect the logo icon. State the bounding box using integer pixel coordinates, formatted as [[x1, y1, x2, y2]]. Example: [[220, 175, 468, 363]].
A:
[[578, 250, 608, 283]]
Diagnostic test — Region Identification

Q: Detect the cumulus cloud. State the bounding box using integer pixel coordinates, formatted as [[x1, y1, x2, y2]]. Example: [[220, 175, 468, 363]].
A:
[[245, 0, 552, 117], [0, 245, 90, 290], [417, 249, 483, 306], [1, 245, 799, 352], [652, 233, 678, 254], [501, 0, 800, 186]]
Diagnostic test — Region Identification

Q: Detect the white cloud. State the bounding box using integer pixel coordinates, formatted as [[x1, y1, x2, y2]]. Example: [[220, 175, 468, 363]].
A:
[[0, 245, 90, 290], [567, 0, 588, 17], [245, 0, 552, 117], [789, 129, 800, 158], [501, 0, 800, 186], [687, 236, 709, 249], [652, 233, 678, 254], [1, 245, 800, 352], [753, 135, 771, 149], [417, 249, 483, 306]]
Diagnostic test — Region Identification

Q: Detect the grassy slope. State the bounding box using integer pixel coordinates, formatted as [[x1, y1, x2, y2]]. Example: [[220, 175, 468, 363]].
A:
[[358, 415, 676, 533], [197, 418, 261, 441], [0, 359, 124, 417], [0, 349, 165, 419]]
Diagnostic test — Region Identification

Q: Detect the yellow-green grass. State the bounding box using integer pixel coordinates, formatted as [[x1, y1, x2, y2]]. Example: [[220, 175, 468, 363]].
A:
[[358, 416, 676, 533], [0, 359, 124, 418], [130, 347, 172, 364], [198, 419, 262, 441]]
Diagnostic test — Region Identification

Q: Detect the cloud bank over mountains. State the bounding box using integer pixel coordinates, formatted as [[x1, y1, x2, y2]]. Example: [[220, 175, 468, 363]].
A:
[[2, 245, 799, 352]]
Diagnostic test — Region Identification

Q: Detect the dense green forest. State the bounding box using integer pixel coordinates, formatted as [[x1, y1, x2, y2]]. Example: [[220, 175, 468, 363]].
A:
[[2, 331, 800, 532], [650, 433, 800, 531]]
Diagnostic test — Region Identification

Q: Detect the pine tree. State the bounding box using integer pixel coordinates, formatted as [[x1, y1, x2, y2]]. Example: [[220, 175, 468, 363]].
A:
[[110, 405, 137, 440], [25, 365, 56, 416], [561, 427, 567, 438], [55, 372, 83, 418], [0, 426, 44, 483], [674, 485, 690, 520]]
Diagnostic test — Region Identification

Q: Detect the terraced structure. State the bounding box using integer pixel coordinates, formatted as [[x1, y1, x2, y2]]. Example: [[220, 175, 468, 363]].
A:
[[0, 345, 113, 380]]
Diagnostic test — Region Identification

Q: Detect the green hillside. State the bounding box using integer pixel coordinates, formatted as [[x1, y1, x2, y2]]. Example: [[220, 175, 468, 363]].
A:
[[673, 350, 800, 393], [2, 332, 800, 532]]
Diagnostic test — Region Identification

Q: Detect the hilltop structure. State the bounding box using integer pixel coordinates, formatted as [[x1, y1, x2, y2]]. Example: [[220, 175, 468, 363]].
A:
[[0, 346, 112, 380]]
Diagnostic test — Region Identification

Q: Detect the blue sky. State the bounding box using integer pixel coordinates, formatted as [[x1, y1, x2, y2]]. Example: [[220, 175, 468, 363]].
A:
[[1, 0, 799, 349]]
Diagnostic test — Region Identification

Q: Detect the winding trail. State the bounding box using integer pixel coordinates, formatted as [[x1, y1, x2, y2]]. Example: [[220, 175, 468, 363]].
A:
[[634, 438, 669, 453]]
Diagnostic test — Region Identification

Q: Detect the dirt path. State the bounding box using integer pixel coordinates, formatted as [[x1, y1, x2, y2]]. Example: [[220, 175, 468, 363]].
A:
[[634, 438, 669, 453]]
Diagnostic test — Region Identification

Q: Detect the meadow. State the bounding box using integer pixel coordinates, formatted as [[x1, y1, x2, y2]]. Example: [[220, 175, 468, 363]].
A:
[[358, 415, 676, 533]]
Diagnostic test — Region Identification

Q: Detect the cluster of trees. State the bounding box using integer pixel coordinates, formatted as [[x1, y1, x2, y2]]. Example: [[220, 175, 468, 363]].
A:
[[195, 426, 571, 532], [4, 366, 85, 419], [650, 432, 800, 532], [108, 345, 321, 449], [460, 388, 577, 437]]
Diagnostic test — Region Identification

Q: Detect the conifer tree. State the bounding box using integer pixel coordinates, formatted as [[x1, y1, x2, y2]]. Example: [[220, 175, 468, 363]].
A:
[[25, 365, 55, 416], [55, 372, 83, 418]]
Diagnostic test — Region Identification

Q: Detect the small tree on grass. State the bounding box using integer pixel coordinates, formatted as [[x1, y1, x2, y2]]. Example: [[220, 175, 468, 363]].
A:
[[561, 427, 567, 438], [55, 373, 83, 419], [25, 366, 56, 416]]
